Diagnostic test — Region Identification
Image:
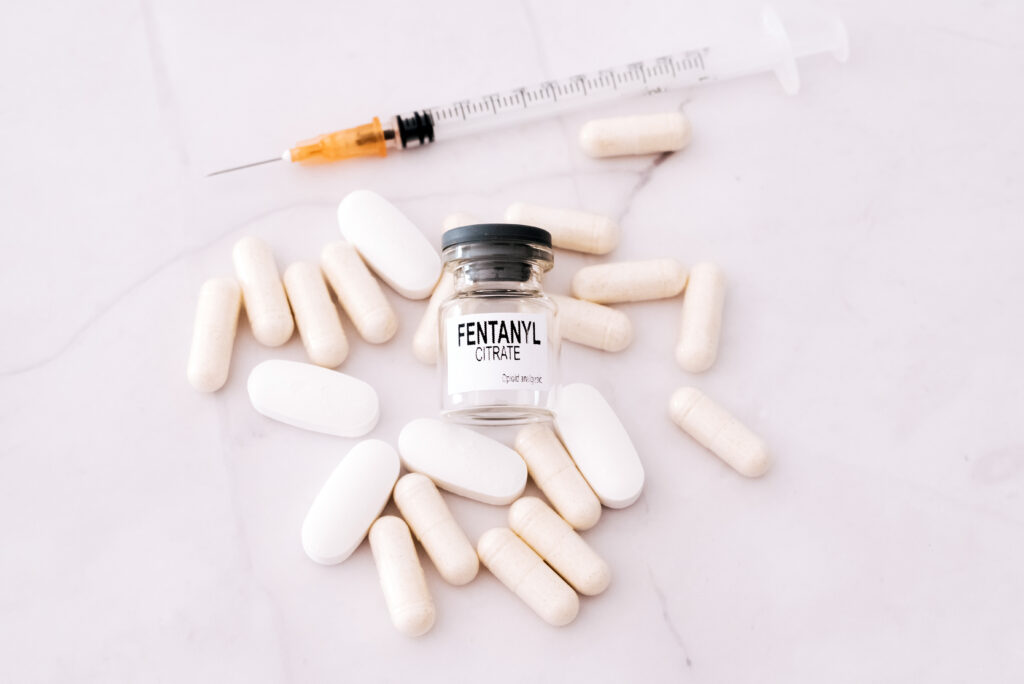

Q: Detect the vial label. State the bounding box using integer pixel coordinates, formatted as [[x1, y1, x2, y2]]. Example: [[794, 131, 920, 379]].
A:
[[445, 313, 550, 395]]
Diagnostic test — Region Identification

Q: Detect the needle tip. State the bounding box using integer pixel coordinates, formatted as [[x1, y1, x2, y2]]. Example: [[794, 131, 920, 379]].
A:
[[206, 156, 283, 177]]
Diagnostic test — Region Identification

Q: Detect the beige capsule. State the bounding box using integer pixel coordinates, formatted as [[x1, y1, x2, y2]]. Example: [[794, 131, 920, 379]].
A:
[[411, 271, 455, 365], [187, 277, 241, 392], [477, 528, 579, 627], [368, 516, 436, 637], [571, 258, 687, 304], [675, 262, 725, 372], [393, 473, 479, 585], [504, 203, 618, 255], [441, 212, 482, 231], [514, 423, 601, 530], [282, 262, 349, 367], [232, 236, 294, 346], [508, 497, 610, 596], [669, 386, 771, 477], [550, 294, 632, 352], [579, 112, 691, 158], [320, 240, 397, 344]]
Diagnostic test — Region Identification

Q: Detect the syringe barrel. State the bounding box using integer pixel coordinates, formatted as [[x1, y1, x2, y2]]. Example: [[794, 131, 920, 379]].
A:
[[417, 4, 845, 140], [425, 51, 712, 142]]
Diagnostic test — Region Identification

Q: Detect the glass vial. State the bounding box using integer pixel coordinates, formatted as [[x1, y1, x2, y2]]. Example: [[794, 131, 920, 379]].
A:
[[438, 224, 559, 424]]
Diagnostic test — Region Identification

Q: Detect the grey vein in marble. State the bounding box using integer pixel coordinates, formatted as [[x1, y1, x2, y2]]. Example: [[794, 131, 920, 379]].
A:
[[648, 565, 693, 669]]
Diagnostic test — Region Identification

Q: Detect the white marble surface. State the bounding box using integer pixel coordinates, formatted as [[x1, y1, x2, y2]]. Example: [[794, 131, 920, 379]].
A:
[[2, 0, 1023, 681]]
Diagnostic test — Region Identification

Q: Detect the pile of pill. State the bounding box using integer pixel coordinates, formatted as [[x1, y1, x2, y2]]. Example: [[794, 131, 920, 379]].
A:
[[187, 111, 771, 633]]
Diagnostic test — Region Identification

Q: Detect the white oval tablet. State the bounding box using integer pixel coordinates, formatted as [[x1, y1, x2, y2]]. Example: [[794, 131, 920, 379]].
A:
[[397, 418, 527, 505], [337, 190, 441, 300], [247, 360, 379, 437], [301, 439, 400, 564], [553, 383, 645, 508]]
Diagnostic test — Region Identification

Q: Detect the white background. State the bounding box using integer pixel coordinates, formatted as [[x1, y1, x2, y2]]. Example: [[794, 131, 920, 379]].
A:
[[2, 0, 1022, 681]]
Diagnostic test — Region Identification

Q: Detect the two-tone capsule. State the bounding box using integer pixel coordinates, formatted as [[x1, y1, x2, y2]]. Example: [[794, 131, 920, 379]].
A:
[[187, 277, 241, 392], [369, 516, 436, 637], [411, 271, 455, 364], [393, 473, 478, 585], [550, 294, 632, 352], [514, 423, 601, 530], [508, 497, 610, 596], [504, 203, 618, 255], [441, 212, 482, 232], [579, 112, 691, 158], [571, 258, 687, 304], [321, 240, 398, 344], [676, 262, 725, 373], [669, 386, 770, 477], [282, 262, 348, 367], [232, 236, 294, 346], [477, 527, 579, 627]]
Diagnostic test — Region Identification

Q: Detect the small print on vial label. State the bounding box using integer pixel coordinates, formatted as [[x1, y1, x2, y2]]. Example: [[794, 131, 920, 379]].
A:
[[445, 313, 549, 395]]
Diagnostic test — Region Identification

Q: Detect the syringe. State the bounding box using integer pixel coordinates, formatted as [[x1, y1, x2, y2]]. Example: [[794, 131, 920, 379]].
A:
[[208, 4, 846, 177]]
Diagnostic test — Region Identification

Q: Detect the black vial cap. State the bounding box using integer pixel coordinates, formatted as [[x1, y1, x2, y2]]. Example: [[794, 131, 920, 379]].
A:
[[441, 223, 552, 252]]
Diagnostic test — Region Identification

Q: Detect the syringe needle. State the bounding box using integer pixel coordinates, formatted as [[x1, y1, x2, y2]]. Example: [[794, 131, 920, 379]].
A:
[[206, 156, 282, 177]]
